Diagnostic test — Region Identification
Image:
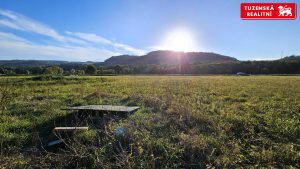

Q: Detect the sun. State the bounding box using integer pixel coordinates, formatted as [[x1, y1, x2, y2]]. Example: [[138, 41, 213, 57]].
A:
[[158, 28, 200, 52]]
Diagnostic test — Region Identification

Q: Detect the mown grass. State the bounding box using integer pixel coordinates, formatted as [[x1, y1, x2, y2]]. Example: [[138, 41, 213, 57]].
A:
[[0, 76, 299, 168]]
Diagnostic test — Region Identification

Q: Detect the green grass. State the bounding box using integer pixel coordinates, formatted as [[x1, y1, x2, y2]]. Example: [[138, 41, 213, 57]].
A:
[[0, 76, 299, 168]]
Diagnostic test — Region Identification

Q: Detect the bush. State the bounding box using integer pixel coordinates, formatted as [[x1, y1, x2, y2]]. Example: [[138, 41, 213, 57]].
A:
[[31, 75, 64, 81], [85, 65, 97, 75]]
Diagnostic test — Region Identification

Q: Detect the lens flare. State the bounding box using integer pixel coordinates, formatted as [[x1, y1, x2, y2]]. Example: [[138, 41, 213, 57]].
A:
[[158, 28, 200, 52]]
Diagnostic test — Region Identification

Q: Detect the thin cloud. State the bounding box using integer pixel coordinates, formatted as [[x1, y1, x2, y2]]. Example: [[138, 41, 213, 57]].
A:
[[66, 31, 111, 44], [0, 31, 119, 61], [66, 31, 146, 55], [0, 9, 145, 60], [113, 42, 145, 55], [0, 9, 87, 44], [0, 31, 31, 43], [0, 19, 23, 30]]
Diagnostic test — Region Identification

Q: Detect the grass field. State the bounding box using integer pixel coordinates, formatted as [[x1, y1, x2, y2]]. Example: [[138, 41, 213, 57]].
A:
[[0, 76, 299, 168]]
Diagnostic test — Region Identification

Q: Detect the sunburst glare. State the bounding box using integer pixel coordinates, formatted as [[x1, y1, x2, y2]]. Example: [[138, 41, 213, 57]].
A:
[[157, 28, 200, 52]]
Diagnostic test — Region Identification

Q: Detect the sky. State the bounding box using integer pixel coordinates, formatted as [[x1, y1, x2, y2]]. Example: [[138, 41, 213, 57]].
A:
[[0, 0, 299, 61]]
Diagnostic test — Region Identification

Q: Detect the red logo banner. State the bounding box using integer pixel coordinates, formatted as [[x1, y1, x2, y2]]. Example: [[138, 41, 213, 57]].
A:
[[241, 3, 297, 20]]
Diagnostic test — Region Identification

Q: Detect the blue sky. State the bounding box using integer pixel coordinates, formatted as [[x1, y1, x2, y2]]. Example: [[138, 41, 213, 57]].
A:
[[0, 0, 299, 61]]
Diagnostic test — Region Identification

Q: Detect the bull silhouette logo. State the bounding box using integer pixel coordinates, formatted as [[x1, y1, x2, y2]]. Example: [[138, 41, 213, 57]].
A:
[[278, 5, 293, 16]]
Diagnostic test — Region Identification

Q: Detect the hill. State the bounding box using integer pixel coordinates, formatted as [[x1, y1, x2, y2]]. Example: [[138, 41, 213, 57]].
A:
[[278, 55, 300, 62], [0, 50, 237, 67], [104, 50, 237, 66], [0, 60, 103, 70], [0, 60, 71, 68], [103, 55, 137, 66], [0, 53, 299, 75]]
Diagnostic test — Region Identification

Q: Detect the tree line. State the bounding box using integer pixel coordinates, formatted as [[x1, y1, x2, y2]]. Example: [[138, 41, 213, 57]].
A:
[[0, 56, 299, 75]]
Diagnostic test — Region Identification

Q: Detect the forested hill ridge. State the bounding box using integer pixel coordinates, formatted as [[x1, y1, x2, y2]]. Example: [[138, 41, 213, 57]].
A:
[[0, 50, 236, 67], [0, 51, 299, 75], [0, 60, 70, 67], [104, 50, 237, 66]]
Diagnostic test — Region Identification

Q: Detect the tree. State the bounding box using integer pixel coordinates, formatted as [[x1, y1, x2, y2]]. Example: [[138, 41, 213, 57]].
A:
[[179, 61, 191, 74], [0, 67, 4, 74], [45, 66, 63, 75], [114, 65, 122, 74], [122, 66, 133, 74], [75, 70, 85, 75], [98, 67, 104, 75], [85, 64, 97, 75], [30, 67, 44, 75], [4, 69, 16, 75], [15, 68, 30, 75], [70, 69, 76, 75]]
